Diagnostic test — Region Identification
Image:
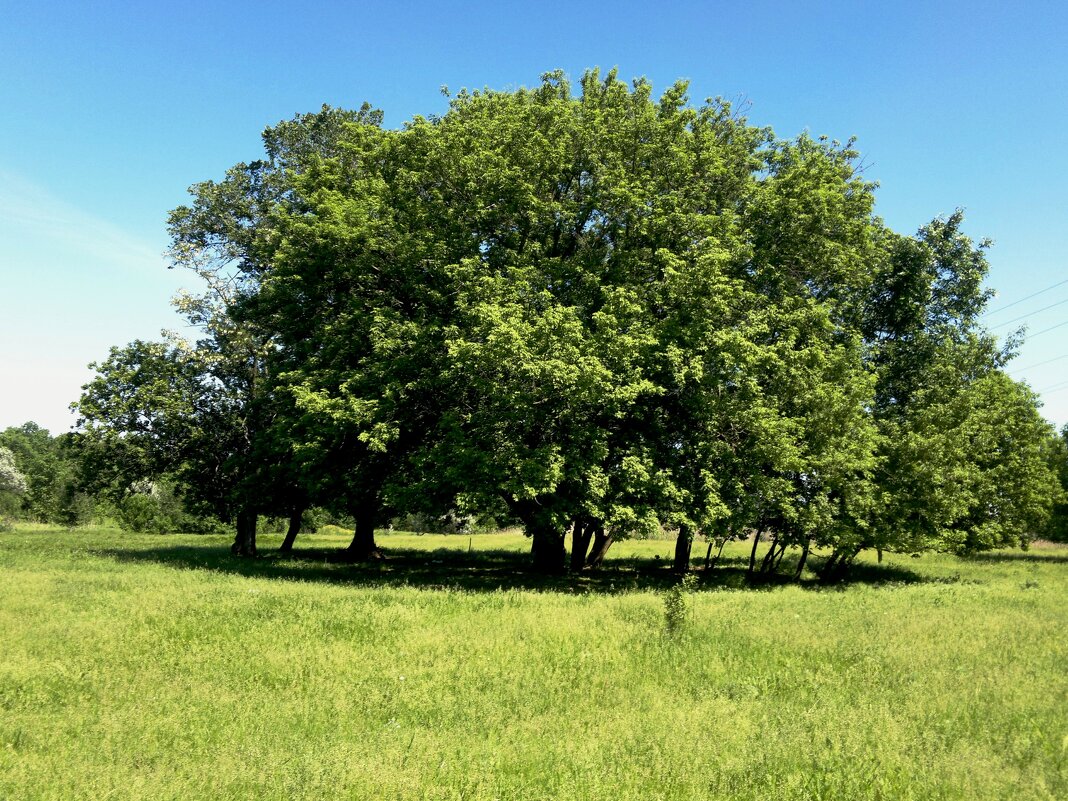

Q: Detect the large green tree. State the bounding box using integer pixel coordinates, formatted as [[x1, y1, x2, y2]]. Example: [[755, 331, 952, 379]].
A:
[[76, 107, 388, 554], [74, 273, 278, 552], [81, 69, 1062, 577], [167, 105, 413, 558], [857, 213, 1062, 560]]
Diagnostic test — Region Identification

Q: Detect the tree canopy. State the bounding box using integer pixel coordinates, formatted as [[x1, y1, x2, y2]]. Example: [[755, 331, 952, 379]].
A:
[[73, 69, 1065, 576]]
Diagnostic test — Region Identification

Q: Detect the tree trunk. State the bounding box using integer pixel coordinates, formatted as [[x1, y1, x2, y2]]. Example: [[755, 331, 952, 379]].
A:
[[759, 534, 780, 573], [747, 527, 765, 577], [674, 524, 694, 573], [586, 526, 613, 569], [773, 542, 790, 572], [231, 509, 258, 557], [819, 550, 840, 581], [841, 546, 863, 576], [530, 522, 567, 573], [504, 497, 568, 573], [279, 507, 304, 554], [344, 504, 383, 560], [794, 538, 811, 579], [708, 538, 728, 570], [819, 545, 861, 582], [570, 519, 593, 572]]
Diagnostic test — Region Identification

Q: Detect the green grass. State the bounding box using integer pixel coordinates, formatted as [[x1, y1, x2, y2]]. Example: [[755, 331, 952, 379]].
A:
[[1, 526, 1065, 800]]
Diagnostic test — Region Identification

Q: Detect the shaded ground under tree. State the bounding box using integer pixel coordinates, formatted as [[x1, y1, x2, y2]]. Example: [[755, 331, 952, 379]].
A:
[[91, 539, 943, 594]]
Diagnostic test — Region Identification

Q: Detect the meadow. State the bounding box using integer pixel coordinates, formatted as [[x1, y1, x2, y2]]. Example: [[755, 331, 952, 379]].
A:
[[0, 525, 1065, 800]]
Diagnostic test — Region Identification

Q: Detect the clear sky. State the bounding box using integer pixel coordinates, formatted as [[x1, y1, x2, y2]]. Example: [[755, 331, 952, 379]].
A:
[[2, 0, 1066, 434]]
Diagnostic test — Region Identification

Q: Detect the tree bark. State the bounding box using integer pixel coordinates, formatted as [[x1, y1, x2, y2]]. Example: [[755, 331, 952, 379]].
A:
[[504, 497, 568, 573], [759, 534, 780, 573], [530, 522, 567, 573], [586, 526, 613, 569], [794, 538, 811, 579], [762, 538, 788, 574], [773, 542, 790, 572], [819, 550, 840, 581], [819, 545, 861, 582], [674, 524, 694, 573], [231, 509, 258, 557], [747, 526, 765, 577], [570, 519, 593, 572], [706, 537, 727, 570], [279, 507, 304, 554], [344, 503, 383, 560]]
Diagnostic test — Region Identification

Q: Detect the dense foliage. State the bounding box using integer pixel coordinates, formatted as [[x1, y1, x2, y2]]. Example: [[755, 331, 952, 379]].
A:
[[0, 424, 92, 527], [72, 70, 1065, 575], [1046, 424, 1068, 542]]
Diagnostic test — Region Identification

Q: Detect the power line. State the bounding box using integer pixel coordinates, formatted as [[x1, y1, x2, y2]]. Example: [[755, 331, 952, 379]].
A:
[[1008, 354, 1068, 374], [1036, 379, 1068, 395], [990, 296, 1068, 329], [983, 278, 1068, 317], [1027, 319, 1068, 340]]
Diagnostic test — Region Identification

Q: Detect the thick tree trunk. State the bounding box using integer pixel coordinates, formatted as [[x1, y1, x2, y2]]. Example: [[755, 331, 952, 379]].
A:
[[674, 524, 694, 573], [530, 522, 567, 573], [231, 509, 258, 557], [586, 526, 613, 569], [344, 504, 383, 561], [504, 497, 568, 573], [819, 550, 840, 581], [570, 519, 593, 573], [279, 507, 304, 554]]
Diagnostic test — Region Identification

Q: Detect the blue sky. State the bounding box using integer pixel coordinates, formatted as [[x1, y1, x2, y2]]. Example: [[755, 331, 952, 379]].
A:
[[2, 0, 1066, 433]]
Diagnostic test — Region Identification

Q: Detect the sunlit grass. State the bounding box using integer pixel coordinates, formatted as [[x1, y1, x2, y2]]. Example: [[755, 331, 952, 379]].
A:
[[1, 526, 1065, 799]]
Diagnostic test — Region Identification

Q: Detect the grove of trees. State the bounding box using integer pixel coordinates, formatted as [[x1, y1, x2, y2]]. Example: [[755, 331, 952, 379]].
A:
[[0, 424, 92, 528], [67, 69, 1067, 576]]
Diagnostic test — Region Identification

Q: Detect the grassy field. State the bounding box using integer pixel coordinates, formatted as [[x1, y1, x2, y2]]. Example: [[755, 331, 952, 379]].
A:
[[0, 525, 1065, 800]]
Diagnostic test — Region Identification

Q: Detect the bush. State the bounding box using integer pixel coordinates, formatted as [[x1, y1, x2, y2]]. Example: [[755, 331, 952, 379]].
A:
[[115, 480, 225, 534], [117, 493, 168, 533], [663, 573, 698, 636]]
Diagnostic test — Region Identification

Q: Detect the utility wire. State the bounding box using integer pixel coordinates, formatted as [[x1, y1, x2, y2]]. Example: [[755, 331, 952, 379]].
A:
[[990, 296, 1068, 329], [1027, 319, 1068, 340], [1036, 379, 1068, 394], [1008, 354, 1068, 374], [983, 278, 1068, 317]]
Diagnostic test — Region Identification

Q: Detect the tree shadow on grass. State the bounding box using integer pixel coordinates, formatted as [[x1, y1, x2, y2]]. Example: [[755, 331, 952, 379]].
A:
[[91, 542, 932, 594]]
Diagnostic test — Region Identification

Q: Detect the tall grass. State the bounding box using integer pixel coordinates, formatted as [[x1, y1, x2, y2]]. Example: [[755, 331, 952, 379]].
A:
[[1, 526, 1065, 799]]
